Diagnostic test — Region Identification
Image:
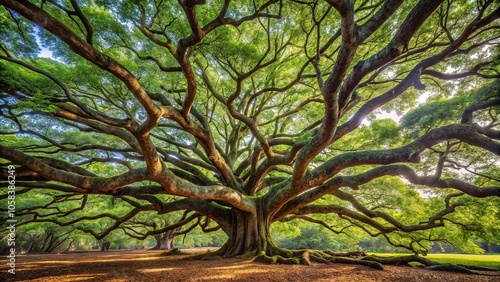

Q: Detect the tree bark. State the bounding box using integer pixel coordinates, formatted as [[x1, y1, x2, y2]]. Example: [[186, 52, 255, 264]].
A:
[[217, 210, 267, 257], [212, 201, 288, 259], [152, 230, 177, 250]]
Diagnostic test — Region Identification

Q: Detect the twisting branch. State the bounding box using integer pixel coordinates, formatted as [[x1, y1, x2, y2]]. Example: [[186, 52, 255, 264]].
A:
[[462, 98, 500, 124]]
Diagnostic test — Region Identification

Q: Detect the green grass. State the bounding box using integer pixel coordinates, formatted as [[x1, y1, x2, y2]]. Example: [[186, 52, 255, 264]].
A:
[[371, 253, 500, 270]]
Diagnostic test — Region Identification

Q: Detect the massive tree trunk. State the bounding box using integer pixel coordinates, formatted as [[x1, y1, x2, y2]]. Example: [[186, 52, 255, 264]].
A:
[[207, 201, 289, 259], [162, 230, 176, 250], [100, 240, 111, 251], [218, 209, 273, 258], [1, 0, 499, 275], [152, 230, 176, 250]]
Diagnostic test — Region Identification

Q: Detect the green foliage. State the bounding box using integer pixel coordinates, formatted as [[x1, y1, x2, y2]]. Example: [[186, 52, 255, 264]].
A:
[[360, 237, 410, 253], [374, 253, 500, 270], [0, 0, 499, 259], [273, 223, 361, 251], [0, 8, 39, 58], [401, 79, 500, 135], [401, 98, 463, 131], [425, 253, 500, 270], [173, 226, 227, 248], [15, 90, 58, 113], [275, 225, 339, 250]]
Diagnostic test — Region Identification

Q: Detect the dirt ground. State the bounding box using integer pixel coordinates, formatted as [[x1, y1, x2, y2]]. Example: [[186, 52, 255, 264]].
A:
[[1, 249, 499, 282]]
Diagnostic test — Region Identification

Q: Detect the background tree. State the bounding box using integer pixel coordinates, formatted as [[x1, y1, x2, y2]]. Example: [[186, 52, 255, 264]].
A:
[[1, 0, 499, 268], [121, 210, 221, 250]]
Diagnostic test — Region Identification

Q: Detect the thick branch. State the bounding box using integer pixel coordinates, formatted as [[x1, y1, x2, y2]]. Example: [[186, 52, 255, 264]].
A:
[[0, 145, 149, 192]]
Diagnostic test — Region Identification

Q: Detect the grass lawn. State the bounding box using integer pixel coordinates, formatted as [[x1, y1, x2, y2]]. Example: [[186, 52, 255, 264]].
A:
[[371, 253, 500, 270]]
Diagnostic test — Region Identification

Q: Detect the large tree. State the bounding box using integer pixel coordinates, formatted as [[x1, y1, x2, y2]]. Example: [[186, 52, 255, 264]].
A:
[[1, 0, 499, 267]]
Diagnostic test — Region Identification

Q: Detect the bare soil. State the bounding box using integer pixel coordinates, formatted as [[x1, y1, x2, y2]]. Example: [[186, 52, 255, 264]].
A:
[[2, 248, 499, 282]]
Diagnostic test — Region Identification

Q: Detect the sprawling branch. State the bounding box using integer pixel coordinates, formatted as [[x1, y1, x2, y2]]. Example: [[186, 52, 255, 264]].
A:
[[271, 123, 500, 216], [1, 0, 499, 261], [122, 212, 201, 240], [0, 0, 165, 175], [0, 145, 149, 192], [288, 0, 446, 208]]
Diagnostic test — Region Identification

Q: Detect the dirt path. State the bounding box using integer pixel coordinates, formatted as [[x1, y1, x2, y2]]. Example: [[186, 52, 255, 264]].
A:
[[2, 249, 499, 282]]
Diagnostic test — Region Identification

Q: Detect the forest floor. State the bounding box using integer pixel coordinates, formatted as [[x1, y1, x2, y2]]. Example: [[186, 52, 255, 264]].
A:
[[2, 248, 499, 282]]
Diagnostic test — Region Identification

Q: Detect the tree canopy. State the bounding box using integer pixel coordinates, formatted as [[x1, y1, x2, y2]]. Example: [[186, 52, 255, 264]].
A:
[[1, 0, 499, 267]]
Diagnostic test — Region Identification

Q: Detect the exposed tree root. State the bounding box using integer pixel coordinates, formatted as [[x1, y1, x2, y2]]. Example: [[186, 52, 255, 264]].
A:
[[301, 251, 312, 266], [301, 250, 344, 265], [185, 246, 497, 275], [200, 255, 223, 261], [361, 254, 423, 267], [159, 248, 190, 256], [185, 246, 382, 269], [425, 264, 484, 275], [253, 248, 383, 269], [254, 252, 301, 264], [323, 250, 367, 257], [184, 248, 223, 261], [331, 256, 384, 270], [456, 264, 500, 272], [235, 250, 258, 260], [363, 254, 499, 275]]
